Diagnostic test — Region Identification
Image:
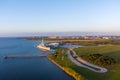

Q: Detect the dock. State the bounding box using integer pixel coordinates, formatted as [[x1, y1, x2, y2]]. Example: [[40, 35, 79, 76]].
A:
[[4, 54, 48, 59]]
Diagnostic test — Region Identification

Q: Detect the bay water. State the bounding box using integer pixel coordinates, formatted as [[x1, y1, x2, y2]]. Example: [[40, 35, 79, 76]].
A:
[[0, 38, 73, 80]]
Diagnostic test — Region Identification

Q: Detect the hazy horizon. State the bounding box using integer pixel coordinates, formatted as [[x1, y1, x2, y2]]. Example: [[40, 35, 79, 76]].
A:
[[0, 32, 120, 37]]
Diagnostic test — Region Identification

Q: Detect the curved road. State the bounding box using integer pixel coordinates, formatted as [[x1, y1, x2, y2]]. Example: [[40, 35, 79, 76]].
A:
[[66, 49, 107, 73]]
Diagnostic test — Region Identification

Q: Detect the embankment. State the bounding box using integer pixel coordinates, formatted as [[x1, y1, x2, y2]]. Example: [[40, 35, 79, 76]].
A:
[[47, 56, 86, 80]]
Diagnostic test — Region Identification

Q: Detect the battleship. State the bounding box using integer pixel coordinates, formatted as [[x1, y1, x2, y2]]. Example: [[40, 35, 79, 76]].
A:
[[37, 39, 50, 51]]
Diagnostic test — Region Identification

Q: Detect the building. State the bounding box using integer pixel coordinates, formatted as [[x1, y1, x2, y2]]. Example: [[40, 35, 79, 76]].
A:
[[48, 36, 57, 39]]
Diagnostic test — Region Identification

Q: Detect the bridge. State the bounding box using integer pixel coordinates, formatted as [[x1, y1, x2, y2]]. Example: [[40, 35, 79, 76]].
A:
[[4, 54, 48, 59]]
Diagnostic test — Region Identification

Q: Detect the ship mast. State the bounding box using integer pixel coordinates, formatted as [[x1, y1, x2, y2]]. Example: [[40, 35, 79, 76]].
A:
[[41, 38, 44, 46]]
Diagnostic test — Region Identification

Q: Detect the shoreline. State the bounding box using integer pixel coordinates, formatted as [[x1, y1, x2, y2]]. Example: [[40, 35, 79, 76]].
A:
[[47, 56, 75, 80], [47, 56, 86, 80]]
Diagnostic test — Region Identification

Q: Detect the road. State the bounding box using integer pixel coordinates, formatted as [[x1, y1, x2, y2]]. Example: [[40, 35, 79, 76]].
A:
[[66, 49, 107, 73]]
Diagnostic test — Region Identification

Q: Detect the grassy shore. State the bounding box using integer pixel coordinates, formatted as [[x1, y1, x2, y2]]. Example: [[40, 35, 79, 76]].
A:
[[48, 45, 120, 80], [48, 48, 86, 80], [74, 45, 120, 80]]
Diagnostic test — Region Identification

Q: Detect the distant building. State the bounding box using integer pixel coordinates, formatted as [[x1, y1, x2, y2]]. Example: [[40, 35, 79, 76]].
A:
[[48, 43, 59, 47], [83, 36, 89, 40], [102, 37, 109, 40], [48, 36, 57, 39]]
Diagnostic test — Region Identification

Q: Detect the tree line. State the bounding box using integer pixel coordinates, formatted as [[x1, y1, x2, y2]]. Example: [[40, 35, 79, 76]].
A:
[[81, 54, 118, 67]]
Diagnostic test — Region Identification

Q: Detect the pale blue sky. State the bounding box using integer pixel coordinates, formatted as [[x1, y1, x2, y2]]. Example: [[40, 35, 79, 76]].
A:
[[0, 0, 120, 36]]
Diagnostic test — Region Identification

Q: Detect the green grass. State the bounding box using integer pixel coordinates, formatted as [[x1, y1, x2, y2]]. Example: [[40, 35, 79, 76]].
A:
[[49, 45, 120, 80], [74, 45, 120, 60], [74, 45, 120, 80], [49, 48, 86, 80]]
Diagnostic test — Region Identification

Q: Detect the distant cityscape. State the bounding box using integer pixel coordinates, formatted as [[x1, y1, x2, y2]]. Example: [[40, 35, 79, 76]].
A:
[[48, 35, 120, 40], [27, 35, 120, 40]]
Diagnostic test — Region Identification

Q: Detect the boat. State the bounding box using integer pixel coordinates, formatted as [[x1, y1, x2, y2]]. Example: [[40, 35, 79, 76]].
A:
[[37, 39, 50, 51]]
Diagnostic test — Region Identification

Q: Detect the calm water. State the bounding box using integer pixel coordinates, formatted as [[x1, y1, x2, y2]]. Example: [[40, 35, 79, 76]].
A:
[[0, 38, 73, 80]]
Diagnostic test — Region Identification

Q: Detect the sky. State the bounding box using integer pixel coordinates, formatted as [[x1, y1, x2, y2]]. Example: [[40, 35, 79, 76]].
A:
[[0, 0, 120, 36]]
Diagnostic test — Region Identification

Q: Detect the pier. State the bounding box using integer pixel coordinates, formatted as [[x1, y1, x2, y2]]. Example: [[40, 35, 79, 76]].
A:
[[4, 54, 48, 59]]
